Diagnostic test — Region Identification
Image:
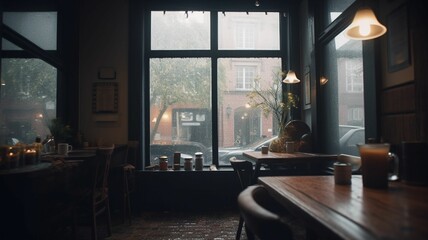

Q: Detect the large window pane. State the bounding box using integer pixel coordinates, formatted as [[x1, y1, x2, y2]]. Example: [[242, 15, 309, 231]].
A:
[[147, 10, 283, 168], [217, 58, 281, 165], [322, 29, 365, 156], [149, 58, 212, 166], [218, 12, 279, 50], [2, 12, 57, 50], [151, 11, 210, 50], [0, 59, 57, 145]]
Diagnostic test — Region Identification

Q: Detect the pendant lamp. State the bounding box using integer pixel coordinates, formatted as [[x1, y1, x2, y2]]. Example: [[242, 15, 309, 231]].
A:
[[345, 7, 387, 40], [283, 70, 300, 84]]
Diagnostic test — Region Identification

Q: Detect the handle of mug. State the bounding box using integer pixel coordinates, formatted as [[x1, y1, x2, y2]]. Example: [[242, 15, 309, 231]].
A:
[[388, 152, 399, 181]]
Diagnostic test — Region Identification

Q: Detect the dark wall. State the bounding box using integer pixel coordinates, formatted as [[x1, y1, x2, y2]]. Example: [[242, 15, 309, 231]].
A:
[[380, 1, 428, 147], [135, 170, 242, 212]]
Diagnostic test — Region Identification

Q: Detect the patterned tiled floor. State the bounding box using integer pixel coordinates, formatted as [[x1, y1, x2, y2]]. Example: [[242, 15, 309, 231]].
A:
[[106, 210, 246, 240]]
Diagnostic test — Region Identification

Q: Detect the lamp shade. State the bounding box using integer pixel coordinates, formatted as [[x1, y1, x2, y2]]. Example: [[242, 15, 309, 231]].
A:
[[345, 7, 387, 40], [283, 70, 300, 84]]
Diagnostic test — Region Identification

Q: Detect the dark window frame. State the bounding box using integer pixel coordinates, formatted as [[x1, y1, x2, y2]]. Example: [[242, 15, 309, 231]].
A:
[[129, 0, 296, 170]]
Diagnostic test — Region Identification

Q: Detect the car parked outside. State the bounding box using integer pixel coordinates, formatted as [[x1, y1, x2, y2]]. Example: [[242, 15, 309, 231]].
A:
[[218, 136, 277, 165], [339, 125, 365, 156]]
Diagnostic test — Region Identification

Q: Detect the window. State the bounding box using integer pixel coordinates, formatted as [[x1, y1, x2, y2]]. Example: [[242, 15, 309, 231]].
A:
[[1, 11, 58, 145], [235, 22, 256, 49], [345, 59, 363, 92], [347, 107, 364, 122], [323, 0, 356, 27], [147, 11, 285, 167], [235, 65, 256, 90], [318, 1, 366, 156]]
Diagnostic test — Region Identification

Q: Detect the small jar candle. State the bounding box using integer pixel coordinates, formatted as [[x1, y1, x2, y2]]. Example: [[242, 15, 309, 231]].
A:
[[159, 156, 168, 171]]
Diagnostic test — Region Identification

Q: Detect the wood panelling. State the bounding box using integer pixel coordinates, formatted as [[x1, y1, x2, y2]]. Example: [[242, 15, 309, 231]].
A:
[[381, 113, 417, 144], [381, 84, 415, 114], [380, 1, 428, 145]]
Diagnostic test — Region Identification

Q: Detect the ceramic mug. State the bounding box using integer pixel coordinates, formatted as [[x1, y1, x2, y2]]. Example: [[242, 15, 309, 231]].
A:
[[357, 143, 399, 188], [57, 143, 73, 155]]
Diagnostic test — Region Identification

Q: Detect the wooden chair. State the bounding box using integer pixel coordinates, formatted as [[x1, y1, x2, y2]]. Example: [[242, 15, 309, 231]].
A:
[[121, 140, 138, 225], [237, 185, 293, 240], [230, 157, 254, 240], [73, 145, 115, 240]]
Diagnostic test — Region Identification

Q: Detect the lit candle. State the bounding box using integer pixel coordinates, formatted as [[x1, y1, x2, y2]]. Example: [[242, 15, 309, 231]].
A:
[[24, 149, 37, 165]]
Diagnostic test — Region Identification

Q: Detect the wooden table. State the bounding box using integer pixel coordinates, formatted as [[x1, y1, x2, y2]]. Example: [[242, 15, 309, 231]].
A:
[[258, 175, 428, 240], [0, 162, 52, 176], [243, 151, 337, 180]]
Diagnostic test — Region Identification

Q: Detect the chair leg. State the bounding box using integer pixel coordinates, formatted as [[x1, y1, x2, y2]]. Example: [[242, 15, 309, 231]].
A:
[[123, 169, 133, 225], [244, 225, 256, 240], [236, 216, 244, 240], [106, 197, 112, 237], [91, 206, 97, 240], [125, 191, 132, 225]]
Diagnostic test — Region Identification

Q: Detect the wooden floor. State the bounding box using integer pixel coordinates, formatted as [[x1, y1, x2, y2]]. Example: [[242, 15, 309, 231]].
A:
[[66, 210, 247, 240], [107, 210, 246, 240]]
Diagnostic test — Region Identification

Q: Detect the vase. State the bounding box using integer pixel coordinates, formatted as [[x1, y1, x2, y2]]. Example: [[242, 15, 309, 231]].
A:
[[268, 136, 287, 152], [268, 128, 291, 153], [268, 120, 312, 153]]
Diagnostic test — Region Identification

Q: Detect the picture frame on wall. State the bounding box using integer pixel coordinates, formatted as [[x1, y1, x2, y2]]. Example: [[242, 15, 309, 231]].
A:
[[387, 4, 410, 73], [92, 82, 119, 113]]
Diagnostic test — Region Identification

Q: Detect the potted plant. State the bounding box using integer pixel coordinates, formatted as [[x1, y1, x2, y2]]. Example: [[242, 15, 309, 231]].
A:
[[48, 118, 73, 145], [247, 70, 299, 152]]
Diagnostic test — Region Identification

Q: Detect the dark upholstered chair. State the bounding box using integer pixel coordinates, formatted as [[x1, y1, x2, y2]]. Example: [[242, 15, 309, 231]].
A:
[[238, 185, 294, 240], [230, 157, 254, 240]]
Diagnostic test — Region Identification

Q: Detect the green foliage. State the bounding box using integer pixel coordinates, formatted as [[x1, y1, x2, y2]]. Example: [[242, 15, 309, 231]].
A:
[[247, 70, 299, 133], [48, 118, 72, 143]]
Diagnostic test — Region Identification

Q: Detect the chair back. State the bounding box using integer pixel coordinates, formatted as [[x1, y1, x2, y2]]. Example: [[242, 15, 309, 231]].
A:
[[92, 146, 114, 201], [238, 185, 293, 240], [230, 157, 254, 190], [127, 141, 139, 166]]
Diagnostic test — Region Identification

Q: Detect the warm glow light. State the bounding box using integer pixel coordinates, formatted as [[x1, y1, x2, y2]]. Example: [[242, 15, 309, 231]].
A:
[[245, 103, 251, 108], [345, 7, 387, 40], [283, 70, 300, 84], [152, 117, 157, 122], [320, 76, 329, 85], [359, 19, 371, 36]]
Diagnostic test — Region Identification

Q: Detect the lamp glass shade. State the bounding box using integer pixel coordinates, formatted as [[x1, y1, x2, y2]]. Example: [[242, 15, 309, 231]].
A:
[[344, 8, 387, 40], [283, 70, 300, 84]]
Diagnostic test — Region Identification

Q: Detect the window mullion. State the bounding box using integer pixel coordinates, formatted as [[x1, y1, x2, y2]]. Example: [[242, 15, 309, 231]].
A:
[[211, 10, 219, 166]]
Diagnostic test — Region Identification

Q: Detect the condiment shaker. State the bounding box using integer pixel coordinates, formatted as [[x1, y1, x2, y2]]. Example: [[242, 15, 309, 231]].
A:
[[195, 152, 204, 171], [184, 157, 193, 171]]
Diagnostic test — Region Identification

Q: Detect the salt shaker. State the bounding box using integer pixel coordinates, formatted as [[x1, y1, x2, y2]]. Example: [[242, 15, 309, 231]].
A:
[[334, 162, 352, 185], [194, 152, 204, 171], [173, 152, 181, 170], [184, 157, 193, 171]]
